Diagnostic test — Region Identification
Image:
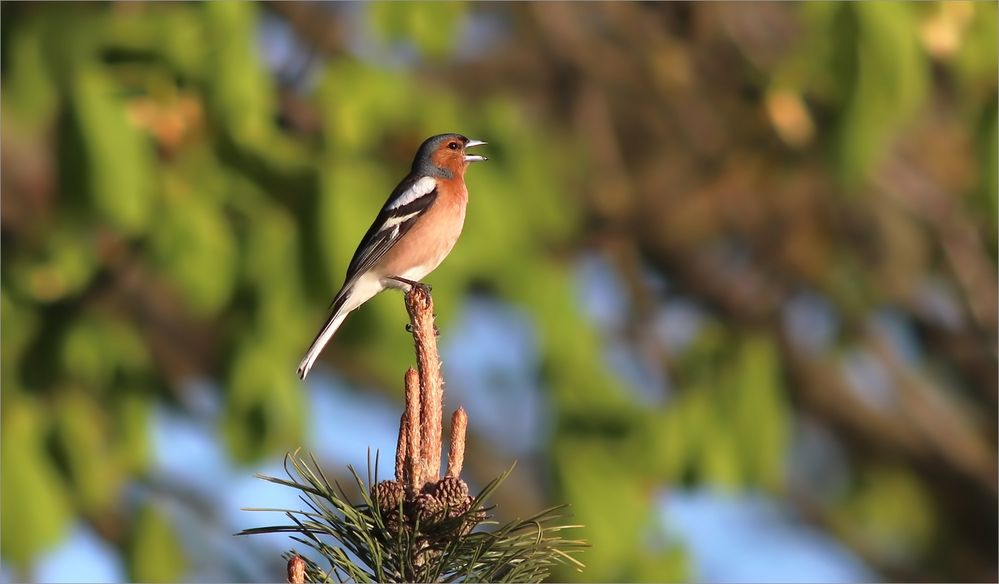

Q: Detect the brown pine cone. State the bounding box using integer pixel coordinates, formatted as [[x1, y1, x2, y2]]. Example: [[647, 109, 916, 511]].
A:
[[412, 492, 444, 524], [446, 498, 471, 521], [460, 496, 487, 534], [411, 538, 438, 572], [371, 480, 405, 511], [434, 476, 470, 510], [382, 508, 404, 535]]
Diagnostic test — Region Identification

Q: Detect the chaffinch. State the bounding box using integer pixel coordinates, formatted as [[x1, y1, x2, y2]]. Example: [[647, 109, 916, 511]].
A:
[[297, 133, 487, 380]]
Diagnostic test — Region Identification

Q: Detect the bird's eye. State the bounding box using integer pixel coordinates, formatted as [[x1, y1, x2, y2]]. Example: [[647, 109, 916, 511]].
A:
[[447, 142, 459, 150]]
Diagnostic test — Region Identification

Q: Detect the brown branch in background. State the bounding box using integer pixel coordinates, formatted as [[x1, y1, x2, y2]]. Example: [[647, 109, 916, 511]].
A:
[[406, 287, 444, 488], [404, 367, 422, 495], [875, 155, 999, 332], [446, 408, 467, 478]]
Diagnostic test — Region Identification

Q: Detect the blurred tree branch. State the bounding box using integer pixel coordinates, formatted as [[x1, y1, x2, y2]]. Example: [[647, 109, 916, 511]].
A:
[[427, 3, 997, 579]]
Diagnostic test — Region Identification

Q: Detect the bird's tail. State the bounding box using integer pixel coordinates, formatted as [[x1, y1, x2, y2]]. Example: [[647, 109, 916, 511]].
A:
[[297, 295, 351, 380], [298, 275, 384, 380]]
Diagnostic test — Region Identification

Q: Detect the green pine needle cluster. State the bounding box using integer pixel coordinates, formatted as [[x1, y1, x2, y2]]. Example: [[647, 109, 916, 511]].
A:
[[239, 451, 586, 583]]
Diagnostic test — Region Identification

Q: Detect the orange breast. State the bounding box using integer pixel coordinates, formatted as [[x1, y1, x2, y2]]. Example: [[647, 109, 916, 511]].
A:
[[378, 181, 468, 280]]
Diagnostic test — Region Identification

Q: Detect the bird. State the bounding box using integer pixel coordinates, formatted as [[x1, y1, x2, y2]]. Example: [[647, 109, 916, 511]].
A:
[[297, 133, 487, 380]]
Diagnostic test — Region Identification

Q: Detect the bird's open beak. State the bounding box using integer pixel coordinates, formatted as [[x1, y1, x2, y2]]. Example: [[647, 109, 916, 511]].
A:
[[464, 139, 488, 163]]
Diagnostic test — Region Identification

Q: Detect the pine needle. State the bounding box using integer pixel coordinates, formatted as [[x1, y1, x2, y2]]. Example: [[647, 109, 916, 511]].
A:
[[239, 451, 586, 583]]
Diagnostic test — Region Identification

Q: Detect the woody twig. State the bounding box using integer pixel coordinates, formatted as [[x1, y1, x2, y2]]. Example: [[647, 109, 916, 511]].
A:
[[446, 408, 467, 478], [405, 286, 445, 488], [380, 286, 469, 507], [403, 367, 422, 494]]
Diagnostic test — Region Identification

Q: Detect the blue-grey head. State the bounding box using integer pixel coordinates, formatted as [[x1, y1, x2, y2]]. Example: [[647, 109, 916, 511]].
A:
[[411, 133, 487, 178]]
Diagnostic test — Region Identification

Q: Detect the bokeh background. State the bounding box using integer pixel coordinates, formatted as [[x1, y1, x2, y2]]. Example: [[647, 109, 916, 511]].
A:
[[2, 2, 996, 582]]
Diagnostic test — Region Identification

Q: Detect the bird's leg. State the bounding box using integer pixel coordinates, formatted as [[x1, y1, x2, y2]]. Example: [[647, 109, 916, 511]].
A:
[[390, 275, 431, 293], [389, 276, 433, 308]]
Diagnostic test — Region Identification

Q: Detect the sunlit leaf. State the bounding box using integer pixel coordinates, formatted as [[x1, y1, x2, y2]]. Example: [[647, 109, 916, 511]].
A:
[[553, 438, 648, 582], [654, 407, 688, 483], [7, 225, 98, 304], [732, 335, 788, 490], [53, 390, 121, 513], [0, 398, 73, 571], [368, 2, 467, 60], [951, 2, 998, 97], [837, 2, 928, 183], [222, 339, 306, 463], [150, 193, 238, 316], [3, 16, 59, 127], [317, 61, 414, 150], [113, 391, 153, 473], [839, 467, 936, 563], [70, 66, 156, 234], [59, 315, 150, 390], [241, 202, 311, 352], [101, 6, 207, 80], [630, 543, 689, 583], [128, 503, 189, 583], [0, 291, 39, 392], [203, 1, 272, 146]]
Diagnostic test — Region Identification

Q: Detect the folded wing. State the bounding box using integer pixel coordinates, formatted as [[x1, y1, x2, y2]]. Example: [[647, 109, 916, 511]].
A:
[[342, 175, 438, 287]]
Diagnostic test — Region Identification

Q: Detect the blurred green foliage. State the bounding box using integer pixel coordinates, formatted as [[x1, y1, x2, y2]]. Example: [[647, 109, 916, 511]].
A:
[[1, 396, 75, 570], [1, 1, 996, 582], [127, 503, 188, 583]]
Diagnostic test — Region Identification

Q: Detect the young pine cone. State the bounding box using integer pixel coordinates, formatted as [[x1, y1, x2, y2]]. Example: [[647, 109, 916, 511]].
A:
[[412, 492, 444, 524], [381, 508, 404, 535], [371, 480, 405, 511], [411, 538, 441, 571], [434, 476, 470, 511], [460, 496, 487, 534]]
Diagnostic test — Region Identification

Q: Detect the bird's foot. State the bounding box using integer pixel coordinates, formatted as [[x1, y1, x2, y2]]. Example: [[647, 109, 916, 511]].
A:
[[391, 276, 433, 307]]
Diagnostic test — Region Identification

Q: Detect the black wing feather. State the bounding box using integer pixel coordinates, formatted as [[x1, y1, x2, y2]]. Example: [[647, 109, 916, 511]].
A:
[[341, 175, 438, 284]]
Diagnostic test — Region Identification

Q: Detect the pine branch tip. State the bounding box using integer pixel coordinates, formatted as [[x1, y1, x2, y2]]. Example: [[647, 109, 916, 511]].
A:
[[287, 555, 306, 584], [446, 407, 468, 478]]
